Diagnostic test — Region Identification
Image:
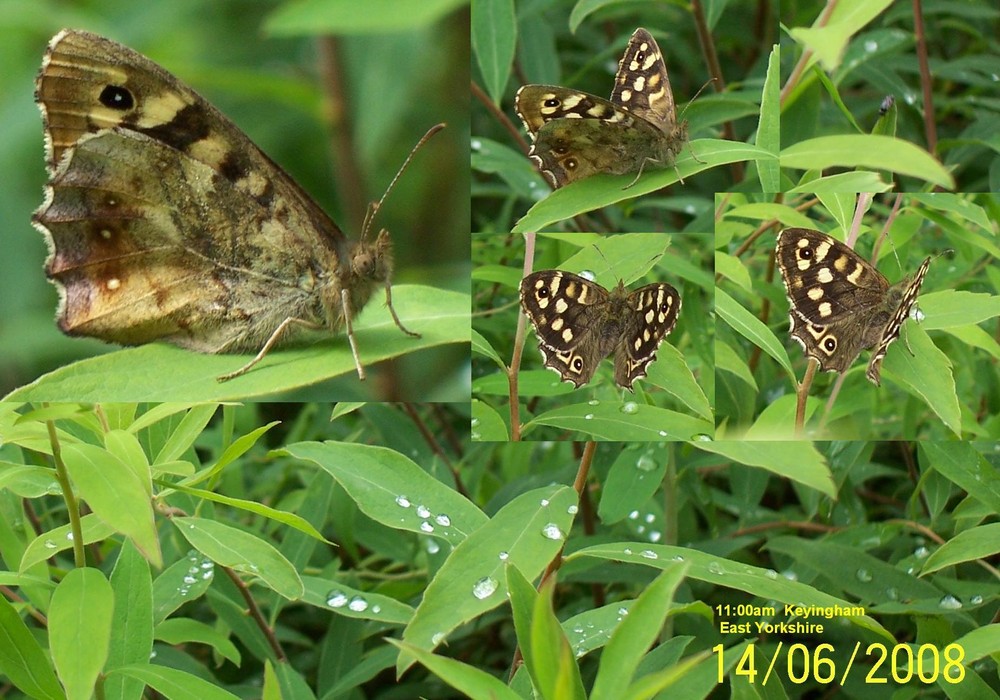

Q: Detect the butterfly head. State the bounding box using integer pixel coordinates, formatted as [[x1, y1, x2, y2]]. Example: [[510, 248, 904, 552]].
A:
[[350, 229, 393, 283]]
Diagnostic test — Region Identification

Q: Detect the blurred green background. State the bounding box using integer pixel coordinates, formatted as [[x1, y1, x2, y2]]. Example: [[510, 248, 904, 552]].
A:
[[0, 0, 470, 400]]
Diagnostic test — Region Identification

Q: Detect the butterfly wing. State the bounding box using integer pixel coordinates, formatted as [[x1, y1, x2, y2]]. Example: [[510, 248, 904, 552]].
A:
[[519, 270, 611, 387], [611, 28, 676, 133], [865, 256, 931, 385], [613, 283, 681, 389]]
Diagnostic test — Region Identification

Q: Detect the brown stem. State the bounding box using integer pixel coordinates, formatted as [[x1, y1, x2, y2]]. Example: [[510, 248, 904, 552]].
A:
[[690, 0, 743, 182], [795, 358, 817, 436], [508, 233, 536, 441], [911, 0, 938, 155], [222, 566, 287, 662]]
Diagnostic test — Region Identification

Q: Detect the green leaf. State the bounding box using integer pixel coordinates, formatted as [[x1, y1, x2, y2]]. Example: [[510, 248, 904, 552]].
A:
[[155, 618, 242, 665], [5, 285, 469, 401], [105, 542, 154, 700], [0, 595, 63, 700], [571, 544, 893, 642], [526, 402, 713, 441], [878, 323, 960, 435], [591, 564, 688, 700], [50, 568, 114, 700], [920, 290, 1000, 330], [20, 515, 116, 572], [63, 443, 162, 567], [472, 0, 516, 103], [265, 0, 468, 33], [921, 443, 1000, 513], [300, 576, 413, 625], [398, 486, 577, 673], [389, 640, 522, 700], [695, 441, 835, 497], [598, 445, 669, 524], [277, 441, 488, 543], [756, 44, 781, 192], [921, 523, 1000, 575], [161, 481, 327, 542], [471, 399, 508, 441], [513, 140, 773, 231], [715, 288, 793, 379], [173, 517, 304, 600], [780, 135, 953, 189], [529, 578, 587, 700], [110, 663, 241, 700], [789, 0, 894, 71]]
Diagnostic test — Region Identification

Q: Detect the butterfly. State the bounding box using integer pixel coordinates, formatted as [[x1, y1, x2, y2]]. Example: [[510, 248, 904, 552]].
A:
[[775, 228, 931, 385], [514, 28, 688, 188], [32, 29, 438, 383], [519, 269, 681, 389]]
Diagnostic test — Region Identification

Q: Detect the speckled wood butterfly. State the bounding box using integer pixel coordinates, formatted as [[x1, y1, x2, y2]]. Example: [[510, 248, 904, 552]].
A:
[[33, 30, 439, 383], [519, 270, 681, 389], [775, 228, 931, 386], [514, 28, 688, 188]]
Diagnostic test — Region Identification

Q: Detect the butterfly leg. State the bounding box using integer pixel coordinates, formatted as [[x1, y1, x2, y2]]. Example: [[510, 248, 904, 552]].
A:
[[384, 281, 421, 338], [216, 317, 321, 382], [339, 289, 368, 380]]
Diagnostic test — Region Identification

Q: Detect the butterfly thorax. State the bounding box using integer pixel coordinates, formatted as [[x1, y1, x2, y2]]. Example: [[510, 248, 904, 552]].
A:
[[317, 229, 392, 332]]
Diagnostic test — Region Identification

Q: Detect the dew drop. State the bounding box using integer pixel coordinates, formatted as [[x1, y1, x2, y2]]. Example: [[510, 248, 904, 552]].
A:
[[472, 576, 499, 600], [326, 590, 348, 608], [541, 523, 564, 540], [635, 453, 656, 471], [348, 595, 369, 612], [938, 595, 962, 610], [620, 401, 639, 415]]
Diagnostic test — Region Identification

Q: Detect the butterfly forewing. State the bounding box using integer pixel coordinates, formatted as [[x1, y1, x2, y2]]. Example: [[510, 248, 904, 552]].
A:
[[610, 28, 675, 132], [615, 282, 681, 387]]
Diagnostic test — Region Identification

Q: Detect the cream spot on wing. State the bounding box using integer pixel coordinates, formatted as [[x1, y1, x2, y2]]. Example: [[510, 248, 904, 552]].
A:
[[846, 262, 864, 284], [634, 338, 642, 351], [814, 241, 831, 261], [551, 317, 564, 331], [818, 301, 832, 317], [645, 309, 654, 323], [807, 287, 824, 300], [561, 94, 584, 109], [817, 267, 833, 284], [562, 329, 573, 342], [107, 278, 121, 291], [555, 298, 568, 313], [135, 92, 188, 129], [620, 89, 633, 102], [577, 285, 588, 303]]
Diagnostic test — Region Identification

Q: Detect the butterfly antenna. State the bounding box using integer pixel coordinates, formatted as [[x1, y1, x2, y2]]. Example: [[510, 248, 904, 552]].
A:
[[678, 78, 716, 121], [361, 122, 446, 241]]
